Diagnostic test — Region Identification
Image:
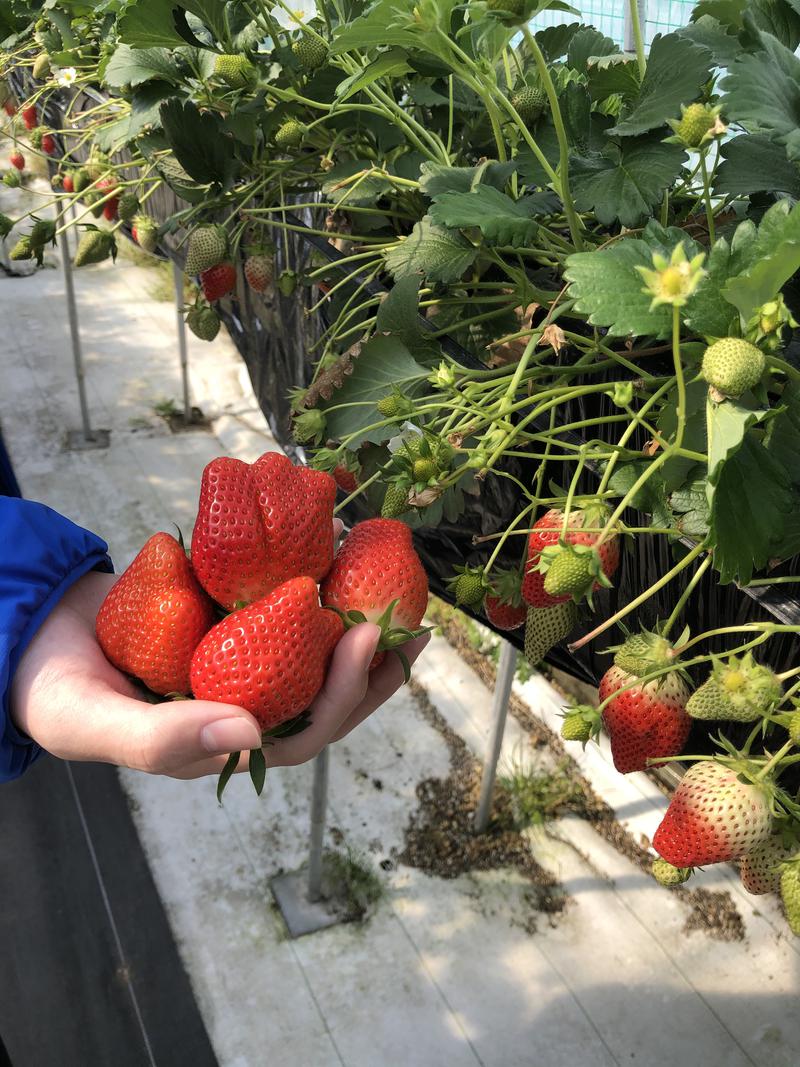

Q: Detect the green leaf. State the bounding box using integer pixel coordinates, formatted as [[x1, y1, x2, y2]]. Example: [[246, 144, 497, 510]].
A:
[[586, 54, 641, 103], [564, 222, 702, 339], [706, 395, 771, 486], [708, 432, 793, 583], [691, 0, 748, 28], [670, 473, 711, 538], [659, 379, 708, 492], [139, 133, 211, 203], [319, 334, 427, 447], [677, 14, 742, 67], [721, 30, 800, 160], [566, 26, 619, 73], [714, 133, 800, 197], [383, 216, 477, 283], [334, 49, 412, 100], [609, 32, 712, 137], [429, 186, 540, 246], [570, 136, 686, 228], [750, 0, 800, 50], [94, 83, 175, 151], [248, 747, 266, 796], [683, 220, 757, 337], [535, 21, 582, 61], [331, 0, 423, 52], [375, 276, 441, 361], [118, 0, 193, 48], [607, 461, 672, 529], [320, 160, 393, 206], [418, 160, 516, 197], [159, 98, 240, 187], [722, 199, 800, 321], [103, 44, 181, 87]]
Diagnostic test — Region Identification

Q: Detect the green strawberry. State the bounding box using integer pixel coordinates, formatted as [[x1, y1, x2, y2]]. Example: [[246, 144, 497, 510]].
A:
[[512, 85, 547, 125], [395, 435, 426, 462], [32, 53, 51, 79], [740, 834, 796, 894], [275, 119, 306, 149], [0, 212, 12, 237], [612, 628, 674, 676], [29, 126, 45, 149], [186, 302, 220, 341], [292, 35, 328, 70], [214, 53, 256, 88], [9, 235, 33, 261], [74, 229, 116, 267], [686, 653, 781, 722], [541, 543, 608, 602], [523, 601, 578, 668], [780, 864, 800, 935], [72, 167, 91, 193], [293, 407, 327, 444], [668, 102, 716, 148], [184, 224, 227, 275], [701, 337, 765, 399], [29, 217, 56, 249], [132, 215, 158, 252], [381, 483, 410, 518], [3, 169, 21, 188], [377, 389, 414, 419], [447, 566, 487, 608], [652, 858, 692, 887], [118, 193, 139, 222], [789, 713, 800, 745], [85, 149, 110, 180], [561, 712, 592, 743], [412, 457, 438, 482], [278, 268, 298, 296]]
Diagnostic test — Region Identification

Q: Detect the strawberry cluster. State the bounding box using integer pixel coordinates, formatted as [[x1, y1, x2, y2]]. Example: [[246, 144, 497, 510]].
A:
[[95, 451, 429, 793]]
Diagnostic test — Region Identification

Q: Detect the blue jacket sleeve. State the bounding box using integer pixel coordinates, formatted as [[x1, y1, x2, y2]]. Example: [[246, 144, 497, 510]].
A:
[[0, 497, 112, 782]]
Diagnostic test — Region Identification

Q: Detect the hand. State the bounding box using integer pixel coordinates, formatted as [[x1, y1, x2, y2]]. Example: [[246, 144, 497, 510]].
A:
[[9, 570, 429, 780]]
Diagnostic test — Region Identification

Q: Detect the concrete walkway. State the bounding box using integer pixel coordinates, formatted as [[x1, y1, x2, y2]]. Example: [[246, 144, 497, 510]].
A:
[[2, 179, 799, 1067]]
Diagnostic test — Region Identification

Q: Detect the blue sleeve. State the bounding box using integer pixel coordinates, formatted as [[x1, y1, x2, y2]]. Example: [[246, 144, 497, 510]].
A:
[[0, 497, 112, 782]]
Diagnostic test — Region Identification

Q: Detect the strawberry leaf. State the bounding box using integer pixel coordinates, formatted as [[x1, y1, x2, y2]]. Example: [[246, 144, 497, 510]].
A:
[[103, 44, 182, 87], [160, 98, 241, 188], [722, 199, 800, 322], [721, 30, 800, 160], [429, 186, 542, 247], [383, 217, 477, 284], [714, 134, 800, 198]]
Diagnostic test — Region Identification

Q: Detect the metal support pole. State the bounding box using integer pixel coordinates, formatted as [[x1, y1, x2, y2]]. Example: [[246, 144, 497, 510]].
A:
[[474, 640, 517, 834], [173, 260, 191, 423], [307, 746, 330, 902], [624, 0, 647, 54], [59, 226, 93, 442]]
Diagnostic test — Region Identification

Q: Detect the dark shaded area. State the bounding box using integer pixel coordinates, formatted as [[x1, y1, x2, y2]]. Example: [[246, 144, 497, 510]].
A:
[[0, 757, 217, 1067]]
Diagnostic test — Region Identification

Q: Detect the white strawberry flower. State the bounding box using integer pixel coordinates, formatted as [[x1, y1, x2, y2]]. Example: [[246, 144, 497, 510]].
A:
[[55, 66, 78, 87], [271, 0, 317, 28]]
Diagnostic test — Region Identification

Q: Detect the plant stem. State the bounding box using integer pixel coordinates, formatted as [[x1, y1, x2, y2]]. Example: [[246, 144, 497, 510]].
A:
[[699, 148, 716, 244], [628, 0, 647, 78]]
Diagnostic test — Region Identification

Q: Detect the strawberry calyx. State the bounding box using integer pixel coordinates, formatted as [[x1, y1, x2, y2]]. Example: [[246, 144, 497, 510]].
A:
[[537, 541, 611, 606], [560, 702, 601, 744], [331, 597, 432, 681], [609, 626, 680, 679], [217, 710, 314, 802]]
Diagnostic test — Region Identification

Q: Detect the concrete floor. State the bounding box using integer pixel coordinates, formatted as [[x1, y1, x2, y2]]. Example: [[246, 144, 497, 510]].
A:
[[2, 177, 799, 1067]]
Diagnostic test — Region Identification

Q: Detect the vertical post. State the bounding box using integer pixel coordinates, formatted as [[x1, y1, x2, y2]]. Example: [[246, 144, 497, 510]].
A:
[[624, 0, 647, 53], [474, 640, 517, 834], [307, 746, 330, 902], [59, 226, 94, 442], [173, 260, 191, 423]]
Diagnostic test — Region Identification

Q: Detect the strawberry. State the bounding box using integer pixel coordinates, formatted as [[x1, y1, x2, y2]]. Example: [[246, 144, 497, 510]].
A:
[[447, 565, 487, 608], [191, 576, 343, 730], [381, 483, 410, 517], [739, 834, 796, 895], [214, 53, 256, 88], [132, 215, 158, 252], [74, 229, 116, 267], [275, 119, 306, 149], [320, 518, 428, 671], [10, 150, 24, 171], [651, 859, 691, 886], [186, 302, 220, 341], [377, 389, 414, 419], [184, 224, 227, 275], [96, 532, 215, 695], [560, 709, 595, 743], [32, 53, 50, 79], [668, 102, 717, 148], [292, 35, 328, 70], [3, 169, 20, 188], [701, 337, 765, 399], [780, 864, 800, 935], [72, 167, 90, 193], [244, 253, 273, 292], [512, 85, 546, 124], [62, 171, 74, 193], [333, 465, 358, 494], [41, 133, 55, 155], [3, 100, 17, 117], [484, 568, 526, 631], [687, 653, 781, 723], [21, 104, 37, 130], [118, 193, 139, 222], [541, 542, 611, 605], [653, 760, 773, 868], [103, 197, 119, 221], [200, 261, 236, 302], [0, 212, 12, 238], [599, 664, 691, 775], [522, 505, 619, 608], [523, 601, 578, 667], [191, 451, 336, 610]]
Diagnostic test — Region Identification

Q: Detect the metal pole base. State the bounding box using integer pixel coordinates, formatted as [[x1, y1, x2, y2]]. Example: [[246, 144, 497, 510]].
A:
[[63, 428, 111, 452], [270, 865, 344, 939]]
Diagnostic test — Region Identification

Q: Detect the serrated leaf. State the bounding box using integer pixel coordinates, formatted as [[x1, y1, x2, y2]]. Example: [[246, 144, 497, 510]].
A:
[[429, 186, 539, 246], [677, 14, 742, 67], [683, 222, 757, 337], [570, 135, 685, 228], [659, 379, 709, 492], [94, 82, 175, 151], [383, 217, 477, 284], [706, 395, 771, 486], [375, 276, 441, 361], [586, 53, 641, 103], [334, 49, 412, 100], [103, 44, 181, 87], [607, 461, 672, 528], [564, 222, 703, 339], [418, 160, 516, 197], [609, 33, 712, 137], [139, 133, 211, 203], [714, 133, 800, 197], [160, 98, 240, 187], [320, 160, 393, 206], [118, 0, 195, 48], [331, 0, 423, 52], [670, 473, 711, 538], [722, 199, 800, 320], [535, 21, 582, 61], [721, 30, 800, 160], [566, 26, 619, 73], [319, 334, 427, 447]]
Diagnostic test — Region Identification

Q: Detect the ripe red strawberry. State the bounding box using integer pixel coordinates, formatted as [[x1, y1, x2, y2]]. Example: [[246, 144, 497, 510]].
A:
[[321, 518, 428, 670], [191, 451, 336, 610], [191, 576, 343, 731], [95, 532, 215, 696], [522, 505, 620, 608], [484, 567, 526, 631], [3, 100, 16, 117], [103, 197, 119, 221], [41, 133, 55, 155], [653, 760, 772, 868], [333, 465, 358, 493], [10, 150, 24, 171], [244, 253, 273, 292], [21, 105, 37, 130], [200, 261, 236, 302], [600, 664, 691, 774], [62, 171, 74, 193]]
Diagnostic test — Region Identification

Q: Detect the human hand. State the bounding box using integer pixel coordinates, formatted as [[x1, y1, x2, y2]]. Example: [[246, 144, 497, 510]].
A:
[[9, 569, 429, 780]]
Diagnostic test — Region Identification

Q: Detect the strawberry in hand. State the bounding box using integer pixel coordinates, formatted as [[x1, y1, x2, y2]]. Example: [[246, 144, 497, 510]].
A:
[[191, 451, 337, 610], [96, 532, 215, 695], [321, 518, 429, 675]]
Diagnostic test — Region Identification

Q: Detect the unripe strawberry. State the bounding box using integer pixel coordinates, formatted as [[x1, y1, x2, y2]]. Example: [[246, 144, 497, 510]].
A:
[[85, 149, 110, 180], [790, 712, 800, 746], [652, 859, 691, 887], [670, 102, 716, 148], [62, 171, 74, 193], [118, 192, 139, 222], [3, 169, 21, 187], [701, 337, 765, 399], [186, 303, 221, 341], [740, 835, 796, 895], [780, 865, 800, 935], [292, 35, 329, 70], [132, 215, 158, 252], [184, 224, 227, 275], [448, 567, 486, 608], [244, 253, 273, 292], [412, 457, 437, 482], [214, 53, 256, 88], [523, 602, 578, 667], [29, 218, 56, 250], [512, 85, 547, 125], [275, 119, 306, 149], [381, 483, 410, 518], [72, 167, 90, 193], [686, 653, 781, 723], [542, 543, 606, 602], [32, 53, 50, 79], [9, 235, 33, 261], [561, 713, 592, 743], [377, 390, 414, 419], [74, 229, 115, 267]]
